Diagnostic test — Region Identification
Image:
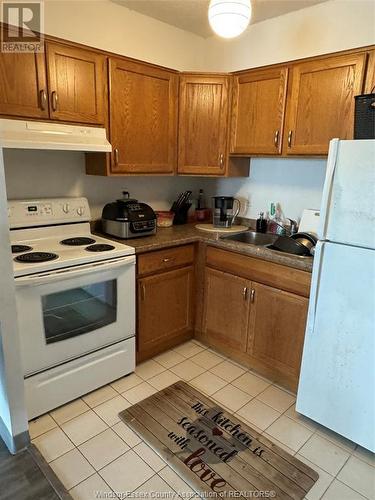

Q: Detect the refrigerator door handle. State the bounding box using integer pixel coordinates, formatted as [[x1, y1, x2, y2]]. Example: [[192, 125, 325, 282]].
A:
[[318, 138, 340, 240], [306, 241, 324, 335]]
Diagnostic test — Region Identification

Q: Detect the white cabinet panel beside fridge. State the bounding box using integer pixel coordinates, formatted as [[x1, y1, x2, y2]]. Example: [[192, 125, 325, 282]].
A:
[[297, 139, 375, 452]]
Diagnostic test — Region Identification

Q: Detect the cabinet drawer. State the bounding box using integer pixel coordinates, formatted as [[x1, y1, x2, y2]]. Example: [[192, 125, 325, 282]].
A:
[[206, 246, 311, 297], [138, 244, 194, 276]]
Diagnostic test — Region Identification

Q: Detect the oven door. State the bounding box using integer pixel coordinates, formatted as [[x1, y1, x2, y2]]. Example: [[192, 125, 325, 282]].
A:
[[15, 255, 135, 376]]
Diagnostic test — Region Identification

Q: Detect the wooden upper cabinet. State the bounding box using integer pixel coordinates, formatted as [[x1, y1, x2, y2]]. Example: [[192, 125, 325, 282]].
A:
[[178, 74, 230, 175], [203, 268, 250, 352], [364, 50, 375, 93], [230, 67, 288, 155], [109, 58, 178, 174], [0, 52, 48, 119], [46, 43, 105, 124], [247, 282, 308, 378], [285, 53, 366, 155]]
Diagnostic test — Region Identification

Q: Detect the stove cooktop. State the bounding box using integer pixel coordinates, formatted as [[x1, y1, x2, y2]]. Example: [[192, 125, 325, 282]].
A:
[[15, 252, 59, 263], [12, 244, 33, 254], [60, 237, 96, 246], [86, 243, 116, 252], [10, 223, 135, 278]]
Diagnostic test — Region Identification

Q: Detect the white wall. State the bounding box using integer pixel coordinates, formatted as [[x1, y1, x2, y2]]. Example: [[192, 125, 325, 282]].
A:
[[43, 0, 207, 71], [0, 151, 28, 450], [4, 151, 325, 222], [3, 150, 212, 219], [5, 0, 375, 221], [204, 0, 375, 71], [205, 158, 327, 222], [200, 0, 374, 220]]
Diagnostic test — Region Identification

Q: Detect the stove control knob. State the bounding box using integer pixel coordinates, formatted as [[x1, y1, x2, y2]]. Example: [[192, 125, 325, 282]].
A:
[[77, 206, 85, 216], [62, 203, 70, 214]]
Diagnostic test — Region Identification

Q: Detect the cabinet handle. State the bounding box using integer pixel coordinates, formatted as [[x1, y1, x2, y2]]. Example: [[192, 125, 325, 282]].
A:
[[250, 289, 255, 303], [114, 148, 119, 166], [274, 130, 280, 148], [243, 287, 248, 300], [219, 153, 224, 168], [141, 283, 146, 301], [51, 91, 58, 111], [40, 90, 47, 111], [287, 130, 293, 148], [162, 257, 174, 263]]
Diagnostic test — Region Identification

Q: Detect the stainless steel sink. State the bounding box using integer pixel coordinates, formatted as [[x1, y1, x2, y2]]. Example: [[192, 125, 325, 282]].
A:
[[266, 244, 312, 258], [223, 231, 278, 246]]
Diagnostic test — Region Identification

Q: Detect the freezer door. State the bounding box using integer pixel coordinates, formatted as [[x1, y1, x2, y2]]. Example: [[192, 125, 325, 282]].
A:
[[319, 139, 375, 249], [297, 241, 375, 451]]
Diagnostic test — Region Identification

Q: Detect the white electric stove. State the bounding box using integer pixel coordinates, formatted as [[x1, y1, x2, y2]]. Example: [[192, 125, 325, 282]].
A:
[[9, 197, 136, 419]]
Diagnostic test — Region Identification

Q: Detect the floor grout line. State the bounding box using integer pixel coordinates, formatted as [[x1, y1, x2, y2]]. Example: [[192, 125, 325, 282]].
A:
[[30, 340, 375, 499]]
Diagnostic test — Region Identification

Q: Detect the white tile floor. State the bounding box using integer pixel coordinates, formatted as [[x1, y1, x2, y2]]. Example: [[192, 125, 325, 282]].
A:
[[29, 340, 375, 500]]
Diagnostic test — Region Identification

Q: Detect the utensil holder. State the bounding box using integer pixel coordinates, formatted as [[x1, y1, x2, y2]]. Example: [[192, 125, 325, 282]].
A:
[[173, 204, 191, 225]]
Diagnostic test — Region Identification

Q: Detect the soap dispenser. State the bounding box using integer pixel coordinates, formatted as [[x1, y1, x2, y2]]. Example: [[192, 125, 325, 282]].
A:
[[256, 212, 268, 233]]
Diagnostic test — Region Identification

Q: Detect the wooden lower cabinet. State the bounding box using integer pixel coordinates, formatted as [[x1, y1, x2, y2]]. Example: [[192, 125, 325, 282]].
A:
[[137, 266, 194, 361], [203, 268, 250, 351], [247, 282, 308, 380], [202, 248, 310, 391]]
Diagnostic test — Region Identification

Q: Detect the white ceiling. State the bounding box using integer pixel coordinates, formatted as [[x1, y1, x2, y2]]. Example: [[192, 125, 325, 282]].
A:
[[113, 0, 328, 38]]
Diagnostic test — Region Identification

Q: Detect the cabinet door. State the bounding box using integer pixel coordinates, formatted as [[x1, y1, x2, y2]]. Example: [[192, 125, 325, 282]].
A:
[[203, 268, 250, 351], [178, 75, 230, 175], [0, 52, 48, 118], [247, 282, 308, 378], [230, 67, 288, 155], [46, 43, 105, 124], [109, 58, 178, 174], [138, 267, 194, 355], [364, 50, 375, 93], [285, 53, 366, 155]]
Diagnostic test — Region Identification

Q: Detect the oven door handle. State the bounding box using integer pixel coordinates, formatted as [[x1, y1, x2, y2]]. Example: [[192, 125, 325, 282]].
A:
[[15, 255, 136, 287]]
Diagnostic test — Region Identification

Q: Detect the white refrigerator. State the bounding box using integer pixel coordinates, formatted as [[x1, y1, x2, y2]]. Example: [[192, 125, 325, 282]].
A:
[[296, 138, 375, 452]]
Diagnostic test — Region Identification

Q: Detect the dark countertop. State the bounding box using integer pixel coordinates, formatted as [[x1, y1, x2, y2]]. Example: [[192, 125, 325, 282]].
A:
[[94, 223, 313, 272]]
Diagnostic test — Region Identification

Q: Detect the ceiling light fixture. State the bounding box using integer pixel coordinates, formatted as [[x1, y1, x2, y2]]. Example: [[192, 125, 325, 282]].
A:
[[208, 0, 252, 39]]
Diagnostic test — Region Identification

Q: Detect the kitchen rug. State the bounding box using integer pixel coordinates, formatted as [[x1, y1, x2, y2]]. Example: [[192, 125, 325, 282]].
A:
[[119, 381, 318, 499]]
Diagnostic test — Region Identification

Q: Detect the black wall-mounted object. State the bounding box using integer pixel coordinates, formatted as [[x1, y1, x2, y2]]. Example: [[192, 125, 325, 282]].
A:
[[354, 92, 375, 139]]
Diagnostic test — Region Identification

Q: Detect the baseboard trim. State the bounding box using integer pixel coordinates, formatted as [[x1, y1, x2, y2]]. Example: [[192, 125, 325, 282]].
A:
[[0, 415, 29, 454]]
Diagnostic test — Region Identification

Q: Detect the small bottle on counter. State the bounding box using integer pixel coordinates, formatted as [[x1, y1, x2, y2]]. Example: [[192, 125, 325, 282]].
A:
[[195, 189, 207, 221], [267, 202, 286, 234], [256, 212, 268, 233], [197, 189, 205, 210]]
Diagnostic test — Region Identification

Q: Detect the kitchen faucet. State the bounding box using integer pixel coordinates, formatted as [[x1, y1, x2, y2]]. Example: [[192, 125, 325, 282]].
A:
[[271, 218, 298, 236]]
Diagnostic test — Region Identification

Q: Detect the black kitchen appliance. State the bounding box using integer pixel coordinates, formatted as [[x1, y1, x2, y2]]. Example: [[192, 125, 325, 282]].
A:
[[102, 192, 156, 239], [212, 196, 241, 228], [354, 92, 375, 139]]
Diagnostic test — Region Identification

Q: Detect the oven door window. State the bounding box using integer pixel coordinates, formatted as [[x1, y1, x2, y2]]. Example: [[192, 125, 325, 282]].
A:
[[42, 280, 117, 344]]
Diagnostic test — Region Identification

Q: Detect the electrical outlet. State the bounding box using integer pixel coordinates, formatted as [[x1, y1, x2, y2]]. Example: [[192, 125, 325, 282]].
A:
[[238, 196, 250, 215]]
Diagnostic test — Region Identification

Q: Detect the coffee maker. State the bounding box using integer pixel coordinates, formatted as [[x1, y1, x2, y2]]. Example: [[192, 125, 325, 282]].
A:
[[212, 196, 241, 228]]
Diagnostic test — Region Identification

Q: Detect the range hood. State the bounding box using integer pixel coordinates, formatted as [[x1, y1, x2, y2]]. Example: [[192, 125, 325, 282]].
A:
[[0, 119, 112, 152]]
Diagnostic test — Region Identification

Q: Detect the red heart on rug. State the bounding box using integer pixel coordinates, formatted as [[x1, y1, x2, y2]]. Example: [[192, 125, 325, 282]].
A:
[[212, 427, 223, 436]]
